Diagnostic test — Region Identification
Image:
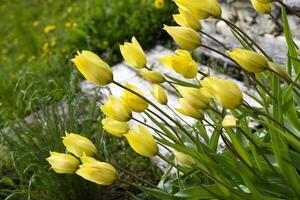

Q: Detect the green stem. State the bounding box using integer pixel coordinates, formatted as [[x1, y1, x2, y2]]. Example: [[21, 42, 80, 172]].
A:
[[200, 30, 228, 50], [220, 17, 272, 61], [114, 164, 157, 188]]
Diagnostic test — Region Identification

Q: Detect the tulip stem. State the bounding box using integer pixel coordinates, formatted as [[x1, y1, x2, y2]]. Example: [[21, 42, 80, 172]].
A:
[[200, 30, 228, 50], [113, 164, 157, 188], [113, 80, 196, 144], [220, 17, 272, 61], [146, 109, 184, 144], [242, 103, 300, 142], [276, 0, 300, 19], [267, 68, 300, 90], [131, 117, 173, 142]]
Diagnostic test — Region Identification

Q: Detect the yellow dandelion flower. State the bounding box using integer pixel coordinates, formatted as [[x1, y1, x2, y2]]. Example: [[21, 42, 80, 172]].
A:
[[44, 25, 56, 33]]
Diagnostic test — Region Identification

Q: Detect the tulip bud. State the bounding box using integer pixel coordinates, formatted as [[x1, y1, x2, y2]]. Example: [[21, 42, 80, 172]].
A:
[[173, 0, 222, 19], [159, 49, 198, 79], [121, 83, 148, 112], [163, 25, 201, 50], [71, 50, 113, 85], [201, 77, 243, 109], [176, 98, 204, 120], [100, 96, 132, 122], [177, 86, 209, 109], [139, 70, 165, 84], [101, 117, 129, 137], [63, 132, 97, 157], [173, 151, 196, 168], [154, 0, 164, 9], [124, 125, 158, 157], [228, 49, 268, 73], [120, 36, 147, 69], [173, 7, 201, 31], [151, 84, 168, 105], [222, 115, 238, 128], [251, 0, 272, 14], [46, 152, 79, 174], [76, 157, 117, 185]]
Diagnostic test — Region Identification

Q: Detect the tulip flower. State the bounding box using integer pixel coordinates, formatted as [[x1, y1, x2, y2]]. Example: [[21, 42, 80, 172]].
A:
[[102, 117, 129, 137], [159, 49, 198, 79], [173, 0, 222, 19], [177, 86, 209, 109], [76, 157, 117, 185], [121, 83, 148, 112], [251, 0, 272, 14], [124, 125, 158, 157], [151, 84, 168, 105], [173, 7, 201, 31], [173, 151, 196, 168], [139, 70, 165, 84], [228, 49, 268, 73], [71, 50, 113, 85], [222, 115, 238, 128], [63, 132, 97, 157], [154, 0, 164, 9], [100, 96, 132, 121], [163, 25, 201, 50], [176, 98, 204, 120], [201, 77, 243, 109], [120, 36, 147, 69], [46, 152, 79, 174]]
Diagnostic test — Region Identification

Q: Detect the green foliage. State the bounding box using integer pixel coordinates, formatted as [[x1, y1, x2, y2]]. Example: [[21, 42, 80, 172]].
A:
[[0, 71, 161, 199], [0, 0, 175, 122]]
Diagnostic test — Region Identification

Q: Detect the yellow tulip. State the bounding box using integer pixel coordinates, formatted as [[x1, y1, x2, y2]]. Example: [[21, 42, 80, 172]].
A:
[[251, 0, 272, 14], [163, 25, 201, 50], [151, 84, 168, 105], [121, 83, 148, 112], [71, 50, 113, 85], [124, 125, 158, 157], [177, 86, 209, 109], [76, 157, 116, 185], [176, 98, 204, 120], [173, 0, 222, 19], [100, 96, 132, 121], [46, 152, 79, 174], [222, 115, 238, 128], [159, 49, 198, 79], [139, 70, 165, 83], [101, 117, 129, 137], [173, 7, 201, 31], [173, 151, 196, 168], [201, 77, 243, 109], [44, 25, 56, 33], [228, 49, 268, 73], [154, 0, 164, 9], [120, 36, 147, 69], [63, 132, 97, 157]]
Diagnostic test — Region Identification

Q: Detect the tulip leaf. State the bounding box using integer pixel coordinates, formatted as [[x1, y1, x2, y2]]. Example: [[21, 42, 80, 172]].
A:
[[164, 74, 199, 88], [174, 184, 223, 199], [282, 6, 300, 73]]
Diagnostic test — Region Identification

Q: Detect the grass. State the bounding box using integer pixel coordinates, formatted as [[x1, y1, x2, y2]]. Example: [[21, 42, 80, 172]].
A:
[[0, 0, 175, 123], [0, 70, 161, 200]]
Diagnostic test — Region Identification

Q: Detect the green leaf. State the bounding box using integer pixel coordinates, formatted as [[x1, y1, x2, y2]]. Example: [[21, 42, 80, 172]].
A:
[[164, 74, 199, 88], [174, 185, 223, 199]]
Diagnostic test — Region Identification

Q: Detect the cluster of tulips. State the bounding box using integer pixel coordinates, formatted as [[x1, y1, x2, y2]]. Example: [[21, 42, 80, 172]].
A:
[[46, 132, 117, 185], [47, 0, 300, 197]]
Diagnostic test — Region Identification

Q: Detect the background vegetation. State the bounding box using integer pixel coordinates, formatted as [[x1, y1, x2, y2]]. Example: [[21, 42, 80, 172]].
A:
[[0, 0, 174, 199]]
